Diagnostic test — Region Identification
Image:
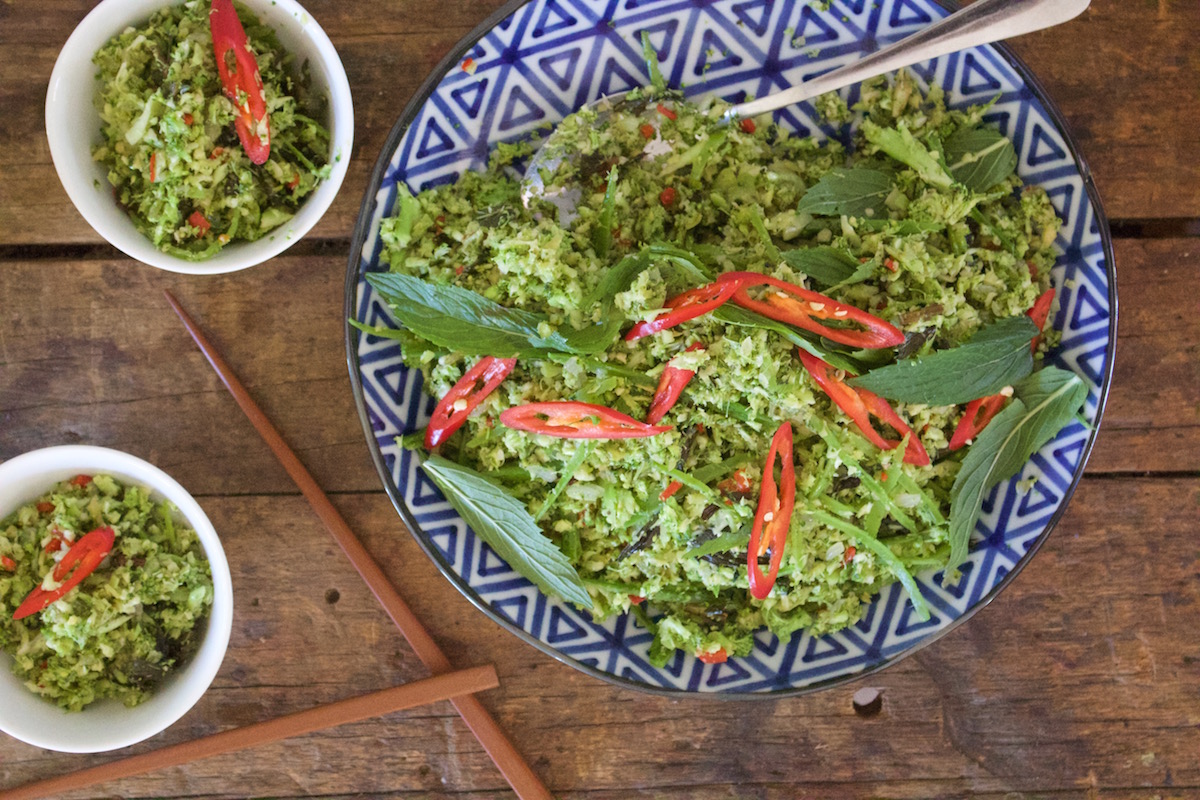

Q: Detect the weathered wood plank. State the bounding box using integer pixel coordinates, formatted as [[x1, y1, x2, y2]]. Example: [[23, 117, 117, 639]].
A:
[[0, 476, 1195, 799], [1, 0, 1198, 248]]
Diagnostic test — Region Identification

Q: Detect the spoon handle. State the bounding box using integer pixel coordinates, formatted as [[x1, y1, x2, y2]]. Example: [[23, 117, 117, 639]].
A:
[[726, 0, 1090, 120]]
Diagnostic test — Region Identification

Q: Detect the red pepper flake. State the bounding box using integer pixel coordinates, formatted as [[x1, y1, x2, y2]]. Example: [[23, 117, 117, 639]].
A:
[[36, 502, 54, 514], [149, 152, 158, 183], [656, 102, 677, 120], [461, 57, 477, 74], [739, 118, 756, 134], [189, 211, 212, 236], [659, 481, 683, 501], [659, 186, 677, 207], [287, 172, 301, 190], [183, 112, 194, 126], [884, 258, 897, 273], [69, 474, 92, 487], [1, 556, 16, 572], [454, 265, 465, 275], [639, 123, 655, 139], [880, 471, 888, 482], [843, 546, 856, 565], [1025, 260, 1039, 280], [210, 146, 225, 159], [697, 647, 728, 664], [44, 536, 64, 555], [629, 595, 646, 604]]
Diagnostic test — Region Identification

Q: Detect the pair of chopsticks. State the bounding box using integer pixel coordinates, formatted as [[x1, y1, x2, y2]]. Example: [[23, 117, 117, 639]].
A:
[[0, 293, 554, 800]]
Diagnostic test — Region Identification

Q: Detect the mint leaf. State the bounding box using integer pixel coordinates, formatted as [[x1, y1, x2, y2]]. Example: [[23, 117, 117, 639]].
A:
[[421, 455, 593, 608], [946, 367, 1088, 575], [780, 246, 872, 289], [592, 166, 619, 258], [795, 167, 893, 218], [862, 121, 954, 190], [945, 125, 1018, 192], [849, 316, 1038, 405]]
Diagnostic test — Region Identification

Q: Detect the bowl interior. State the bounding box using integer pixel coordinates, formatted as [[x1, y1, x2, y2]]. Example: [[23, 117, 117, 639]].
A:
[[45, 0, 353, 275], [346, 0, 1115, 695], [0, 446, 233, 752]]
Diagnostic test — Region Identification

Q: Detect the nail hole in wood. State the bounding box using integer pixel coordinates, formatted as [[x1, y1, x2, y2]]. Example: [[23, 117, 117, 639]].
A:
[[325, 588, 341, 604], [852, 687, 883, 717]]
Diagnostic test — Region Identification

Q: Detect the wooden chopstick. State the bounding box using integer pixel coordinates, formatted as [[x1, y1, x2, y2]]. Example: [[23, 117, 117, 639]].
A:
[[0, 665, 498, 800], [163, 290, 554, 800]]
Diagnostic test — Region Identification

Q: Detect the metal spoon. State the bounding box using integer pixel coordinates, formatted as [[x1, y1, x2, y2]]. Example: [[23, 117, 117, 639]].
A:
[[522, 0, 1090, 218]]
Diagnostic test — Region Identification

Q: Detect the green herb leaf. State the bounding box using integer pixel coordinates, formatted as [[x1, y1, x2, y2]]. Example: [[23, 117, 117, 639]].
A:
[[862, 121, 955, 190], [592, 166, 619, 258], [685, 528, 750, 559], [946, 367, 1088, 575], [945, 125, 1018, 192], [795, 166, 893, 218], [641, 31, 666, 95], [849, 316, 1038, 405], [383, 183, 422, 250], [780, 246, 872, 289], [535, 442, 593, 522], [421, 455, 593, 608], [367, 272, 557, 357]]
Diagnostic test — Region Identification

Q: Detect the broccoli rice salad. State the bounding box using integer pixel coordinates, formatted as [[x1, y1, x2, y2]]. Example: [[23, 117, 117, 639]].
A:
[[91, 0, 331, 259], [0, 474, 214, 710], [356, 67, 1087, 666]]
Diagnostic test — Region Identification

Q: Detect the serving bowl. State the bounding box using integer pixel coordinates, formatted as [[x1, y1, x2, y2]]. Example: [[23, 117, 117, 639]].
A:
[[0, 446, 234, 752], [46, 0, 354, 275], [346, 0, 1115, 696]]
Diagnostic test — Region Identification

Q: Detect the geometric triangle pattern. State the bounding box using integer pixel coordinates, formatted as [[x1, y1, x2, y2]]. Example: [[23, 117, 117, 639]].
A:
[[346, 0, 1116, 696]]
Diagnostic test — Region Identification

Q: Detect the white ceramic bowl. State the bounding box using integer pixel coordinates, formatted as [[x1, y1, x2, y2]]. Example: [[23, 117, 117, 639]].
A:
[[0, 446, 234, 753], [45, 0, 354, 274]]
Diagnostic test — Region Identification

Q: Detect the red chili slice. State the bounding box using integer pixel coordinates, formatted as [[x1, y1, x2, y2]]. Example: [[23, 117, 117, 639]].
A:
[[696, 647, 728, 664], [13, 527, 115, 621], [210, 0, 271, 164], [947, 393, 1008, 451], [748, 422, 796, 600], [721, 272, 904, 349], [189, 210, 212, 235], [499, 402, 671, 439], [1028, 288, 1056, 352], [797, 350, 929, 466], [645, 343, 703, 424], [659, 481, 683, 501], [425, 357, 516, 450], [625, 280, 740, 342], [1, 556, 15, 572]]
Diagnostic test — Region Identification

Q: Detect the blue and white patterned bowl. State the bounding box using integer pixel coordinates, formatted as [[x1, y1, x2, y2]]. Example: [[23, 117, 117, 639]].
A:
[[345, 0, 1115, 696]]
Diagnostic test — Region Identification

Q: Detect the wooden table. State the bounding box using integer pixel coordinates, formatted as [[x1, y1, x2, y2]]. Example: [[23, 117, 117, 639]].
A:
[[2, 1, 1198, 797]]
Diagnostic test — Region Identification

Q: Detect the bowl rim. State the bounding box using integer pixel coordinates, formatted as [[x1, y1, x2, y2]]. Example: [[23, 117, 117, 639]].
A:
[[44, 0, 354, 275], [0, 445, 234, 751], [343, 0, 1118, 699]]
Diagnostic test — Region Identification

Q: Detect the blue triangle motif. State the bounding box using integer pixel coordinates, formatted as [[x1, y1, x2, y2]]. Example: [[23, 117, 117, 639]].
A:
[[982, 109, 1013, 139], [803, 633, 849, 661], [661, 648, 687, 679], [425, 523, 458, 562], [416, 117, 456, 159], [841, 0, 869, 13], [1069, 283, 1106, 329], [958, 53, 1002, 95], [450, 79, 489, 118], [795, 7, 841, 46], [1027, 124, 1068, 166], [596, 57, 642, 98], [1053, 437, 1085, 476], [411, 468, 445, 506], [477, 542, 514, 577], [705, 658, 753, 686], [1044, 182, 1077, 222], [732, 0, 772, 37], [538, 49, 581, 91], [492, 594, 530, 627], [694, 28, 742, 75], [533, 0, 578, 37], [937, 559, 974, 600], [367, 359, 407, 404], [1016, 480, 1058, 517], [499, 84, 547, 130], [546, 605, 589, 643], [889, 0, 934, 27], [638, 20, 678, 65], [894, 602, 941, 637]]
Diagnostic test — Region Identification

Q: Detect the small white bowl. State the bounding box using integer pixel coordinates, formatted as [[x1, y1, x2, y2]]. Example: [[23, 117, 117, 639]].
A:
[[45, 0, 354, 274], [0, 446, 234, 753]]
